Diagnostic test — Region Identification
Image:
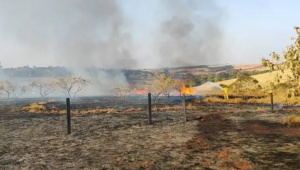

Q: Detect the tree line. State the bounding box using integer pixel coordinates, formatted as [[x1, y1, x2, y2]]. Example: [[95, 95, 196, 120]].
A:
[[0, 76, 91, 100]]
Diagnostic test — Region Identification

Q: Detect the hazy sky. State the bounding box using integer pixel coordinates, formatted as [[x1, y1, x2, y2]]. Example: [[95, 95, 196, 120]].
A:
[[0, 0, 299, 69]]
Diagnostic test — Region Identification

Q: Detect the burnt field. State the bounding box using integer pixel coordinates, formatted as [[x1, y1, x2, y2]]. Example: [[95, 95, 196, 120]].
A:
[[1, 97, 300, 169]]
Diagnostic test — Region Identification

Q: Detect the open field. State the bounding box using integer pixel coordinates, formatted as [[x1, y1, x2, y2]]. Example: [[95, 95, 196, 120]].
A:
[[217, 70, 293, 86], [1, 97, 300, 169], [143, 64, 263, 76], [233, 64, 267, 71]]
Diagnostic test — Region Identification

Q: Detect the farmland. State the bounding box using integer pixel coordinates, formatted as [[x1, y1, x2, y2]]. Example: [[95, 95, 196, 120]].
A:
[[217, 70, 293, 86]]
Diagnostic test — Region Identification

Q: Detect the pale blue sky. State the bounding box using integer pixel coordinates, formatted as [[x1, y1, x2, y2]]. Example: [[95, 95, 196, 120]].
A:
[[0, 0, 299, 68]]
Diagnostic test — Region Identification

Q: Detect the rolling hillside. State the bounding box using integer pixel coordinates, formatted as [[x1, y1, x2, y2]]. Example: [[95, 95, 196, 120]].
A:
[[216, 70, 293, 86]]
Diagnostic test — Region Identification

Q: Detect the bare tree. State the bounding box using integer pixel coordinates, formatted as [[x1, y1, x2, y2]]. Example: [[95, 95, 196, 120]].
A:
[[0, 80, 16, 99], [13, 85, 29, 99], [112, 84, 131, 100], [173, 79, 184, 96], [55, 75, 91, 100], [30, 80, 56, 98], [0, 80, 29, 99]]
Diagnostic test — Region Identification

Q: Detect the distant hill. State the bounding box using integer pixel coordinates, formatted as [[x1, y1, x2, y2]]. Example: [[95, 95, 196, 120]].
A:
[[145, 64, 267, 77], [216, 70, 293, 86], [0, 64, 270, 86], [233, 64, 267, 71]]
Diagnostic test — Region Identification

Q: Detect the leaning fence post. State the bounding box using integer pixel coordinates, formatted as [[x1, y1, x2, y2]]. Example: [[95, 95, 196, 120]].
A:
[[148, 93, 152, 124], [183, 93, 187, 122], [270, 92, 274, 112], [66, 98, 71, 134]]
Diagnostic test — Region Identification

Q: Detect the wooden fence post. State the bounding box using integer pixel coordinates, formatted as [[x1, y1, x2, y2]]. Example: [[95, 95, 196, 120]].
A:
[[183, 93, 187, 122], [270, 92, 274, 112], [148, 93, 152, 124], [66, 98, 71, 134]]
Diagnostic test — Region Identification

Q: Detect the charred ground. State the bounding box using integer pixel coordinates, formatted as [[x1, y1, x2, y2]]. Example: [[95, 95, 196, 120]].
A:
[[1, 97, 300, 169]]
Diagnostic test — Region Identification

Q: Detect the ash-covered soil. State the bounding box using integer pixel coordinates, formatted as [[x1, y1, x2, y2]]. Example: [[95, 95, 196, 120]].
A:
[[1, 98, 300, 170]]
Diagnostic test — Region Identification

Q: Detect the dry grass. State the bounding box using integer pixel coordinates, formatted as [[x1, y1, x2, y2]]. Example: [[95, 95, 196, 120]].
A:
[[123, 108, 143, 113], [153, 103, 197, 112], [284, 115, 300, 127], [20, 101, 199, 115], [202, 89, 300, 106], [20, 102, 47, 113], [61, 108, 120, 114], [233, 64, 267, 71], [203, 97, 244, 104], [255, 107, 267, 112], [20, 102, 120, 114], [249, 92, 300, 106]]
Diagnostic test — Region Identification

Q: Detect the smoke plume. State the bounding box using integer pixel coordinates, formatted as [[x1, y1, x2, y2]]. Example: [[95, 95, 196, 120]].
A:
[[156, 0, 225, 67], [0, 0, 137, 69], [0, 0, 226, 96], [0, 0, 225, 69]]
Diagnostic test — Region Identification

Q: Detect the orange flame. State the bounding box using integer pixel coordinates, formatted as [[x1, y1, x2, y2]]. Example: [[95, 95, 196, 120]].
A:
[[181, 85, 196, 95], [133, 87, 148, 95]]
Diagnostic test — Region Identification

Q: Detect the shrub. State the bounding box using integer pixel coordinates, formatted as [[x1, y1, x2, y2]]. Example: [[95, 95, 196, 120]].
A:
[[229, 76, 261, 97]]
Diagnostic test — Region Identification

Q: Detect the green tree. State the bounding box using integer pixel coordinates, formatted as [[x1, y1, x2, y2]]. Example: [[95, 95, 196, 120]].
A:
[[229, 76, 260, 97], [262, 26, 300, 97], [151, 74, 175, 101]]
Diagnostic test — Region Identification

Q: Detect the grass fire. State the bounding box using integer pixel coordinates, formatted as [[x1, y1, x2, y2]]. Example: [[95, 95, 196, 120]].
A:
[[1, 1, 300, 169]]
